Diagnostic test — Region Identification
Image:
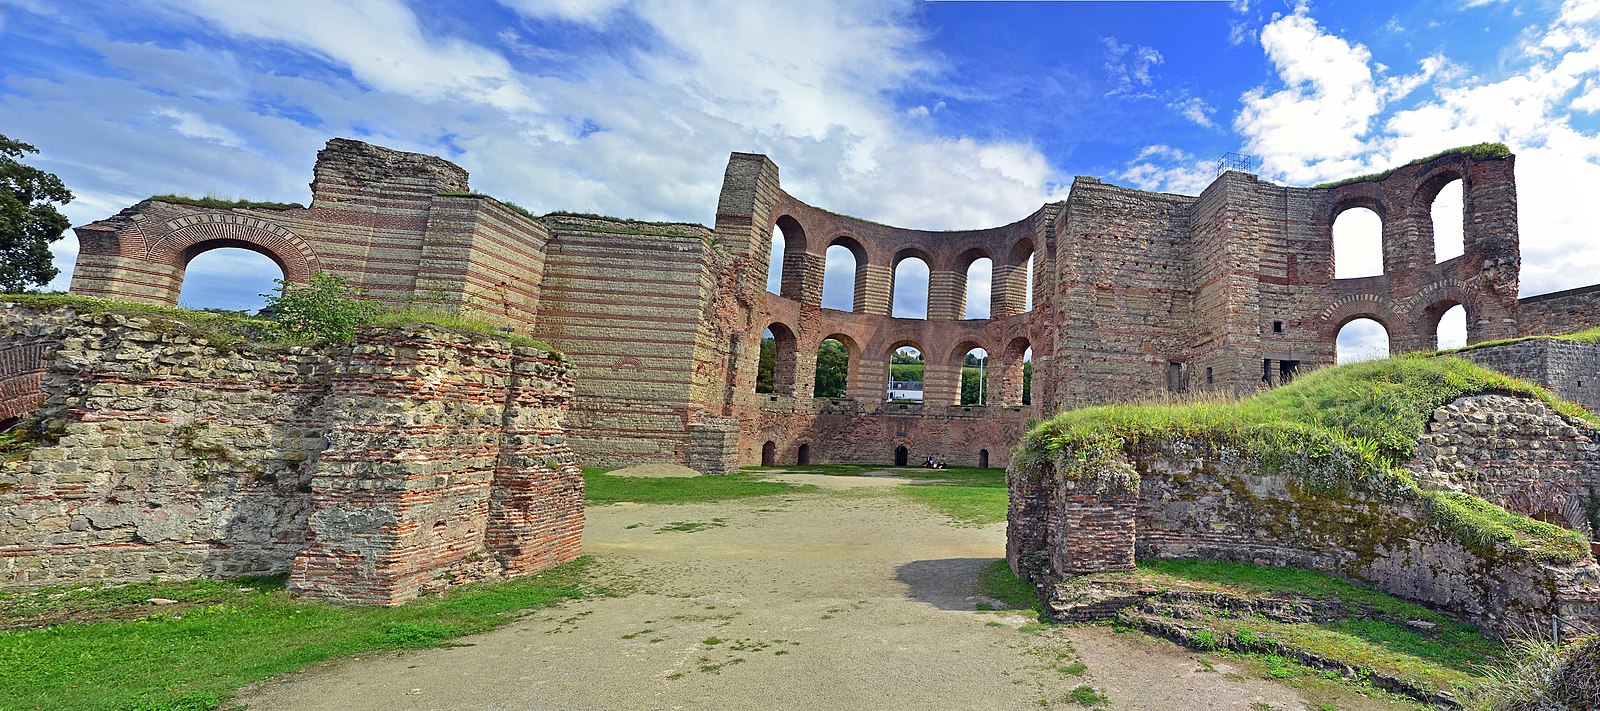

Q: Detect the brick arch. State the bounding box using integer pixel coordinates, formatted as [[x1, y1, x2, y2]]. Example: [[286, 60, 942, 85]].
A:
[[1317, 294, 1397, 353], [149, 215, 320, 285]]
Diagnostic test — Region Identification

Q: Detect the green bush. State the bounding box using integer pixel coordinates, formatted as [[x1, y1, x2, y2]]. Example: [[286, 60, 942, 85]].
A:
[[260, 272, 382, 344]]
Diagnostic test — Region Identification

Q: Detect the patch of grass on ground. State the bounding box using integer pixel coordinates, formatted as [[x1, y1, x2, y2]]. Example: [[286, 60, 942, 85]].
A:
[[975, 559, 1039, 613], [0, 558, 604, 711], [1430, 325, 1600, 356], [743, 464, 1011, 525], [901, 485, 1009, 526], [1102, 560, 1502, 696], [582, 471, 817, 506]]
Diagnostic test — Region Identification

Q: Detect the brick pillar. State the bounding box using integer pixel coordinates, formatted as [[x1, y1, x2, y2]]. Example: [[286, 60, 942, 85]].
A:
[[1464, 157, 1521, 343], [849, 356, 885, 402], [1053, 490, 1138, 574], [927, 270, 963, 321], [992, 262, 1024, 318], [789, 250, 826, 306], [923, 363, 960, 406], [485, 349, 585, 574], [858, 263, 892, 315]]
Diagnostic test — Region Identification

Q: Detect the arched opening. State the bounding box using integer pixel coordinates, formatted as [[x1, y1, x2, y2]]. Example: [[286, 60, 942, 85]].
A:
[[1025, 253, 1035, 312], [765, 222, 786, 295], [1336, 317, 1391, 364], [963, 256, 993, 320], [761, 441, 776, 467], [959, 347, 989, 405], [1436, 304, 1467, 350], [892, 256, 930, 319], [1431, 179, 1464, 264], [999, 337, 1032, 406], [1022, 347, 1033, 405], [978, 449, 990, 469], [887, 345, 924, 402], [814, 336, 852, 399], [177, 246, 286, 313], [1332, 207, 1384, 279], [755, 323, 797, 394], [797, 443, 811, 466], [1000, 240, 1035, 317], [894, 445, 909, 467], [822, 237, 866, 312]]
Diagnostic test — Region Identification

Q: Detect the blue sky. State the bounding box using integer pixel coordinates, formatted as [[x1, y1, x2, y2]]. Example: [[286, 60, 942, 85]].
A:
[[3, 0, 1598, 359]]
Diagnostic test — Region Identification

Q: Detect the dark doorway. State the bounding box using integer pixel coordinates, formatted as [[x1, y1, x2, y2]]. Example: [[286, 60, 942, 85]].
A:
[[894, 445, 909, 467], [761, 441, 776, 466], [0, 417, 18, 432], [978, 449, 989, 468], [796, 443, 810, 465]]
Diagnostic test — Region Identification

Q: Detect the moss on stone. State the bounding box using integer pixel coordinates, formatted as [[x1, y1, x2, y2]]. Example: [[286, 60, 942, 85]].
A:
[[1021, 356, 1593, 563], [1312, 143, 1512, 189]]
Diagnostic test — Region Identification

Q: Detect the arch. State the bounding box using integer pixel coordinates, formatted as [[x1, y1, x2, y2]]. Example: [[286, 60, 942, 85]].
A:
[[999, 336, 1033, 406], [761, 441, 776, 467], [771, 215, 809, 299], [150, 215, 319, 285], [177, 247, 286, 312], [1426, 302, 1469, 350], [822, 236, 867, 312], [886, 342, 925, 403], [894, 445, 909, 467], [756, 323, 798, 395], [1335, 316, 1391, 364], [813, 335, 854, 399], [997, 239, 1035, 317], [954, 344, 989, 406], [1424, 177, 1465, 264], [962, 254, 993, 320], [797, 443, 811, 466], [1332, 206, 1384, 279], [978, 449, 990, 469], [891, 251, 931, 319]]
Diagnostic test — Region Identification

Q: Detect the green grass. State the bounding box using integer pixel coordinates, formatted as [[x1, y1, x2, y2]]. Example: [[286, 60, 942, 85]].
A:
[[149, 194, 304, 211], [975, 560, 1040, 613], [1067, 684, 1109, 706], [582, 471, 817, 506], [740, 465, 1010, 525], [369, 308, 556, 353], [1019, 356, 1593, 562], [1430, 325, 1600, 356], [1312, 143, 1511, 188], [434, 191, 540, 222], [902, 485, 1009, 526], [0, 559, 603, 711], [1099, 560, 1503, 695]]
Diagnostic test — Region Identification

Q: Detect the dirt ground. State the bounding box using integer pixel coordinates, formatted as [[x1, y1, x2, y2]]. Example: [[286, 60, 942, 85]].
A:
[[234, 474, 1414, 710]]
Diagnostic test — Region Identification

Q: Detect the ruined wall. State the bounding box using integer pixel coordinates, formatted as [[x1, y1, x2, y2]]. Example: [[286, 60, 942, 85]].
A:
[[1519, 284, 1600, 338], [0, 304, 583, 603], [1007, 436, 1600, 638], [748, 399, 1031, 469], [1454, 341, 1600, 417]]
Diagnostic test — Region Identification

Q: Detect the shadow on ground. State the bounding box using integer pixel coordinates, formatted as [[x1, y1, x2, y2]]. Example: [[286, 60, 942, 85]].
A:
[[895, 557, 999, 610]]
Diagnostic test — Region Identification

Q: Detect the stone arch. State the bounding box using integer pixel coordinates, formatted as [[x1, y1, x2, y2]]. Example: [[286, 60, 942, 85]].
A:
[[771, 215, 810, 300], [1418, 294, 1470, 350], [757, 322, 799, 395], [949, 339, 990, 406], [886, 340, 926, 403], [812, 333, 856, 399], [823, 235, 868, 312], [1333, 314, 1393, 364], [894, 444, 909, 467], [1412, 167, 1468, 266], [1330, 202, 1385, 280], [955, 247, 993, 320], [978, 449, 990, 469], [761, 441, 776, 467], [890, 248, 932, 320], [996, 238, 1035, 317], [150, 215, 319, 287], [797, 443, 811, 466], [999, 336, 1032, 406]]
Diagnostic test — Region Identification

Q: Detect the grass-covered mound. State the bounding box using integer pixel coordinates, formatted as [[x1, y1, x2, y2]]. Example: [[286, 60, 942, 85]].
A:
[[1016, 356, 1593, 563]]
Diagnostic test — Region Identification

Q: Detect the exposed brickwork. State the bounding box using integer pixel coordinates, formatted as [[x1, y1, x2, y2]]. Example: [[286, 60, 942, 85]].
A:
[[0, 304, 582, 603], [1454, 339, 1600, 415], [60, 139, 1599, 474], [1519, 284, 1600, 337]]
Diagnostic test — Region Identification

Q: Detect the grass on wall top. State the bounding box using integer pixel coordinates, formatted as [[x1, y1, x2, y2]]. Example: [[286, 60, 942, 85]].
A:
[[1017, 355, 1593, 563], [1428, 325, 1600, 356], [149, 194, 305, 211], [1311, 142, 1511, 189]]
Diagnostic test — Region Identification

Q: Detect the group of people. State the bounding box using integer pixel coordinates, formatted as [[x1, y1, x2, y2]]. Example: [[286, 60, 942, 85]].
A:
[[921, 454, 948, 469]]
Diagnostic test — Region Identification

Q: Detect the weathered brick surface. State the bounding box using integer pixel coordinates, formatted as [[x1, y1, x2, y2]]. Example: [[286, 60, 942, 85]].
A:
[[0, 304, 582, 602], [1518, 284, 1600, 337], [1007, 434, 1600, 638]]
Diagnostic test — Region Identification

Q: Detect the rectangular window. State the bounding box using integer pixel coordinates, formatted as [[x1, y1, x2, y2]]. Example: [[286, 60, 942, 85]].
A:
[[1168, 361, 1188, 393], [1279, 360, 1300, 383], [1205, 367, 1214, 385], [1262, 359, 1272, 384], [1273, 321, 1283, 333]]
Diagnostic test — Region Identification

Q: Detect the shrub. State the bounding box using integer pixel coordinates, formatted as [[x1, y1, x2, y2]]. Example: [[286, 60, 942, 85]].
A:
[[260, 272, 382, 344]]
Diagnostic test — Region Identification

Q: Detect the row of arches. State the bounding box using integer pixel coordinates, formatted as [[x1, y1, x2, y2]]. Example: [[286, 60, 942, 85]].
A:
[[761, 442, 996, 469], [1334, 303, 1468, 363], [755, 326, 1034, 407], [764, 219, 1037, 320], [1331, 176, 1464, 280]]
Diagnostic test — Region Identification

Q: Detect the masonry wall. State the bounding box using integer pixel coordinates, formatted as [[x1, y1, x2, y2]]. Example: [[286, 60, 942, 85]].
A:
[[1519, 285, 1600, 338], [0, 304, 583, 603], [1454, 341, 1600, 417], [1007, 437, 1600, 638]]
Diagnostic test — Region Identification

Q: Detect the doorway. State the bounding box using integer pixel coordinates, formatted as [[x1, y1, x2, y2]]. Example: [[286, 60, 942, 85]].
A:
[[797, 443, 811, 465], [978, 449, 989, 468], [894, 445, 909, 466], [761, 441, 776, 466]]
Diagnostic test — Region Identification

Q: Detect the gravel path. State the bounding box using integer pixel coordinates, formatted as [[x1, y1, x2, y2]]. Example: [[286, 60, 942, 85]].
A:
[[234, 475, 1411, 710]]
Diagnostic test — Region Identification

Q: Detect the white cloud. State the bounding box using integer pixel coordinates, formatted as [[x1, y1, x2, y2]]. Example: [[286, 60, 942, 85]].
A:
[[1102, 36, 1163, 97], [1117, 145, 1217, 195], [153, 108, 247, 148], [496, 0, 631, 25], [1167, 95, 1218, 128]]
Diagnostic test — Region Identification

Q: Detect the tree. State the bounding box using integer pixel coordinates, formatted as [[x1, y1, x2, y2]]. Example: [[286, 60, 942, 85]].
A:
[[756, 336, 776, 393], [1022, 361, 1033, 405], [0, 135, 73, 293], [814, 339, 849, 398], [260, 272, 382, 344]]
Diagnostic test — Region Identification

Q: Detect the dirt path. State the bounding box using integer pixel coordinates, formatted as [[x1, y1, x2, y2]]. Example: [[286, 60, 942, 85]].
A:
[[235, 475, 1410, 710]]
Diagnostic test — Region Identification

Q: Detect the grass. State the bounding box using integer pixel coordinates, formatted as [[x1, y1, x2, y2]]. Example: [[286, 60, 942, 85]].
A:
[[901, 485, 1010, 526], [0, 559, 604, 711], [742, 464, 1011, 525], [149, 194, 304, 211], [434, 191, 540, 222], [1067, 684, 1109, 706], [1312, 143, 1511, 189], [1018, 356, 1593, 563], [1430, 325, 1600, 356], [369, 308, 556, 353], [582, 470, 817, 506], [1097, 560, 1504, 696], [975, 560, 1040, 613], [1468, 634, 1600, 710]]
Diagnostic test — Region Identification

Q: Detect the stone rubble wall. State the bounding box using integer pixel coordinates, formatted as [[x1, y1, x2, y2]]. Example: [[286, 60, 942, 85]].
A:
[[0, 304, 583, 603], [1008, 432, 1600, 638], [1519, 284, 1600, 338], [1454, 340, 1600, 415], [1406, 393, 1600, 537]]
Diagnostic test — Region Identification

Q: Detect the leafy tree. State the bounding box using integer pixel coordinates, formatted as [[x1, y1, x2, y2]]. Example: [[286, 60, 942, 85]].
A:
[[1022, 360, 1033, 405], [0, 135, 73, 293], [260, 272, 382, 344], [756, 336, 776, 393], [890, 363, 924, 383], [814, 339, 849, 398], [890, 349, 923, 365]]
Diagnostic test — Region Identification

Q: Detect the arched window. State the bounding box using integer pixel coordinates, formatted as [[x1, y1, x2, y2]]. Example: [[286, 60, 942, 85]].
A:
[[959, 347, 989, 405], [1432, 179, 1464, 263], [761, 441, 776, 466], [1332, 207, 1383, 279], [822, 240, 861, 312], [887, 345, 924, 402], [1336, 318, 1390, 364], [765, 223, 786, 295], [892, 257, 930, 319], [1437, 304, 1467, 350], [1000, 337, 1032, 406], [964, 257, 993, 319], [1025, 253, 1035, 313], [756, 328, 777, 393], [1022, 347, 1033, 405], [756, 324, 797, 394], [178, 247, 286, 313], [814, 337, 852, 399]]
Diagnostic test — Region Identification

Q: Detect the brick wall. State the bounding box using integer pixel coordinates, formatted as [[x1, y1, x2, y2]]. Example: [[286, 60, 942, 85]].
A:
[[0, 304, 582, 603], [1455, 340, 1600, 414], [1519, 284, 1600, 337]]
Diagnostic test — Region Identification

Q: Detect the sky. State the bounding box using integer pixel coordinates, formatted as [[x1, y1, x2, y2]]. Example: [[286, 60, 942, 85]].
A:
[[3, 0, 1598, 360]]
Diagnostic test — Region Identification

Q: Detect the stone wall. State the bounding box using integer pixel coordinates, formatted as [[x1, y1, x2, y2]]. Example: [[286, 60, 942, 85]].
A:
[[0, 303, 583, 603], [1454, 340, 1600, 414], [1520, 284, 1600, 338], [1008, 425, 1600, 638]]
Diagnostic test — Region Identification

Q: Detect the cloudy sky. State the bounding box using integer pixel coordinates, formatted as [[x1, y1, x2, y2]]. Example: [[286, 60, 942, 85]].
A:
[[3, 0, 1597, 359]]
